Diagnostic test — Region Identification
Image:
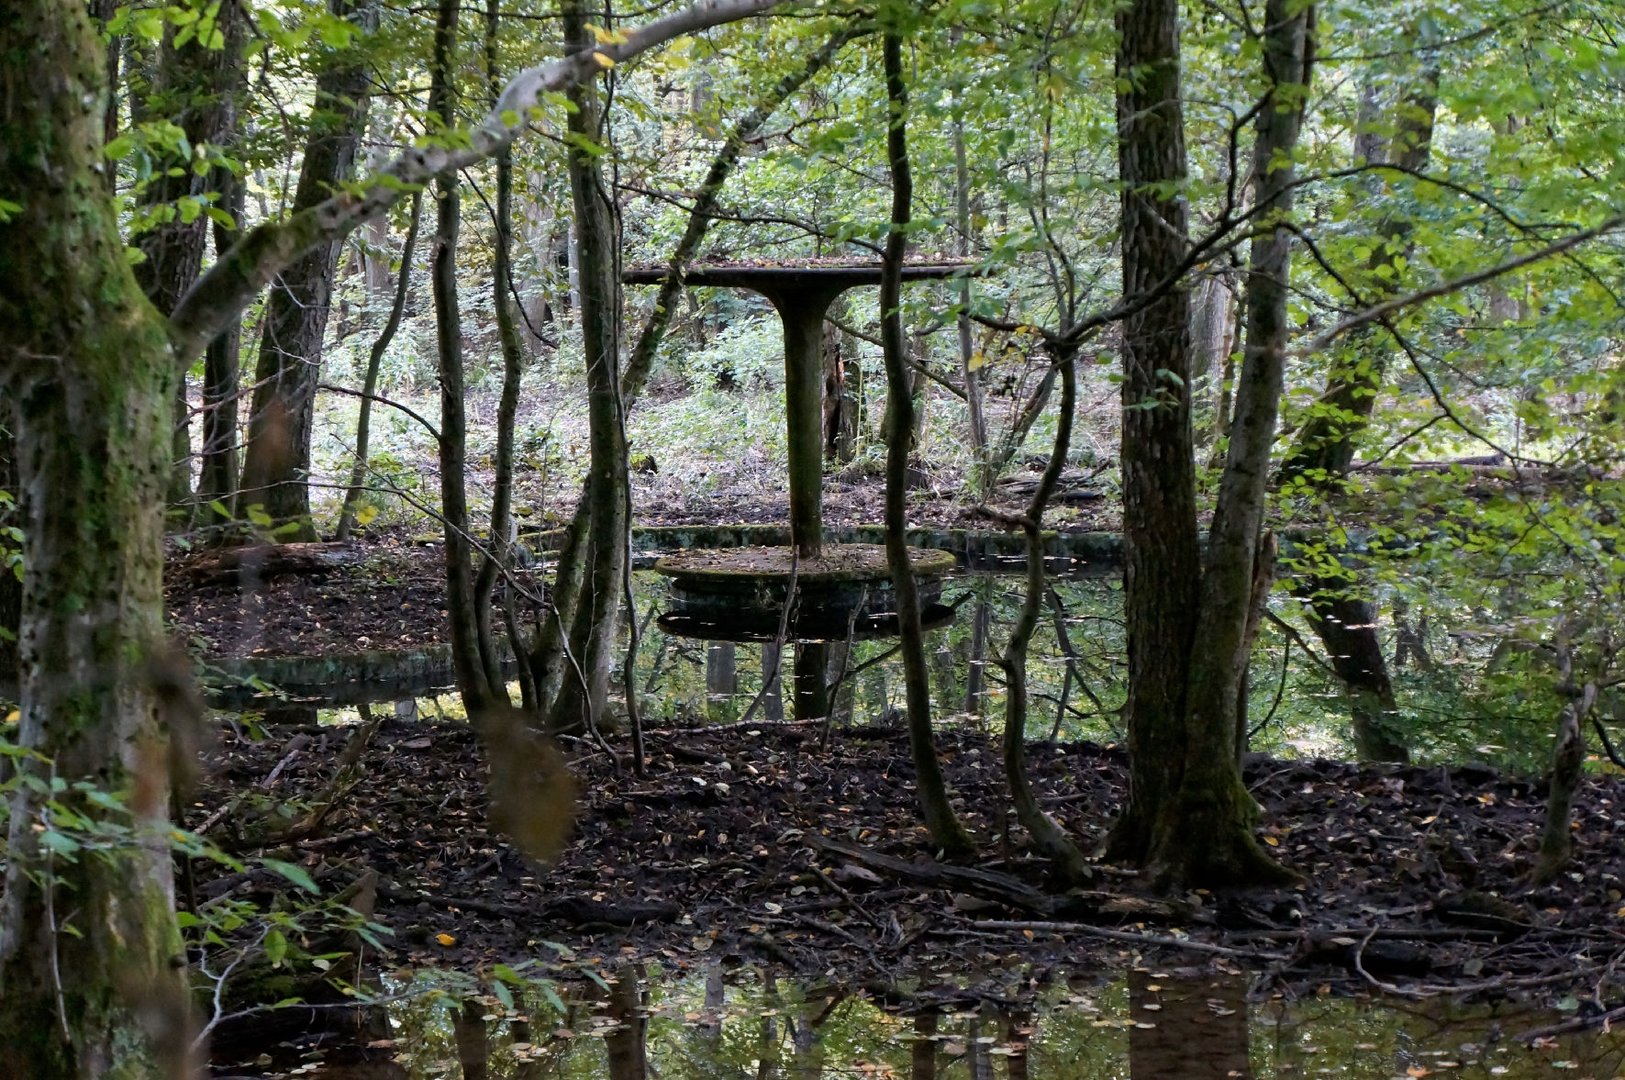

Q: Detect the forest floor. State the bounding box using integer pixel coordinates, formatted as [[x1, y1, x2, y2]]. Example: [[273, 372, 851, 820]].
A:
[[187, 711, 1625, 1020]]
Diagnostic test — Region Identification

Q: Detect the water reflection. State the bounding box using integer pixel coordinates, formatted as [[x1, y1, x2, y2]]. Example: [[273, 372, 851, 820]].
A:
[[212, 964, 1625, 1078]]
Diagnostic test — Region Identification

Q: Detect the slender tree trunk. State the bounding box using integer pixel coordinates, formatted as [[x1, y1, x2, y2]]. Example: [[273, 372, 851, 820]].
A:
[[0, 2, 191, 1072], [197, 171, 246, 521], [1000, 348, 1091, 884], [237, 0, 374, 539], [429, 0, 502, 711], [548, 0, 628, 735], [336, 191, 423, 540], [881, 26, 973, 859], [473, 0, 527, 696], [950, 34, 988, 492], [1533, 633, 1598, 884]]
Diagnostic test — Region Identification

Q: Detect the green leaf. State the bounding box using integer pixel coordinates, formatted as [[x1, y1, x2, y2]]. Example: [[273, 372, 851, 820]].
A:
[[265, 928, 288, 967], [263, 858, 320, 895]]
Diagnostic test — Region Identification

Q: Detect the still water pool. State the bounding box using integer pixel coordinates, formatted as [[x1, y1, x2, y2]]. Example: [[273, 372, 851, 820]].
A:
[[215, 964, 1625, 1078]]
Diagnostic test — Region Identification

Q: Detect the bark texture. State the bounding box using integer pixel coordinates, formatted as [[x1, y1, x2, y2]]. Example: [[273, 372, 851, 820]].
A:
[[0, 1, 191, 1072], [1104, 0, 1205, 869], [237, 0, 374, 538], [548, 0, 628, 734], [132, 0, 244, 510], [1108, 0, 1307, 888]]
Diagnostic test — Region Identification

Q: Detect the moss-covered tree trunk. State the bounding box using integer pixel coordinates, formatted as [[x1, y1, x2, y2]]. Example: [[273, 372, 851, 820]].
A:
[[1155, 0, 1309, 887], [0, 1, 190, 1073], [880, 26, 973, 859], [237, 0, 374, 539]]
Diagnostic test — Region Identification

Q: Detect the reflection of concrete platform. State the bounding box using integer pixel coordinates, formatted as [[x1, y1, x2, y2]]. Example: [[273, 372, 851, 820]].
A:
[[658, 602, 955, 643], [653, 544, 955, 637]]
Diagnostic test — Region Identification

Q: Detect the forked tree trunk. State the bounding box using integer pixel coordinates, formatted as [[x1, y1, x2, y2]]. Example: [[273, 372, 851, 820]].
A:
[[1108, 0, 1307, 888], [881, 26, 973, 859], [548, 0, 628, 735], [0, 2, 190, 1073], [1000, 347, 1091, 885]]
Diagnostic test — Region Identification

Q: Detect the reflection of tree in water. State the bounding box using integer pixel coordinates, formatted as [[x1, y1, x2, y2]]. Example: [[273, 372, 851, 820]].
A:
[[1127, 973, 1251, 1080], [604, 964, 651, 1080], [910, 1011, 939, 1080], [634, 571, 1128, 739]]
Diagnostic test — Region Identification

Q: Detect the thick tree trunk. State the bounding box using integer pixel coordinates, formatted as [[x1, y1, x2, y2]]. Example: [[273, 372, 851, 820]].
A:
[[1108, 0, 1306, 889], [881, 27, 973, 859], [1104, 0, 1205, 868], [0, 2, 191, 1073], [1159, 0, 1310, 887], [237, 0, 374, 539], [132, 0, 244, 512]]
